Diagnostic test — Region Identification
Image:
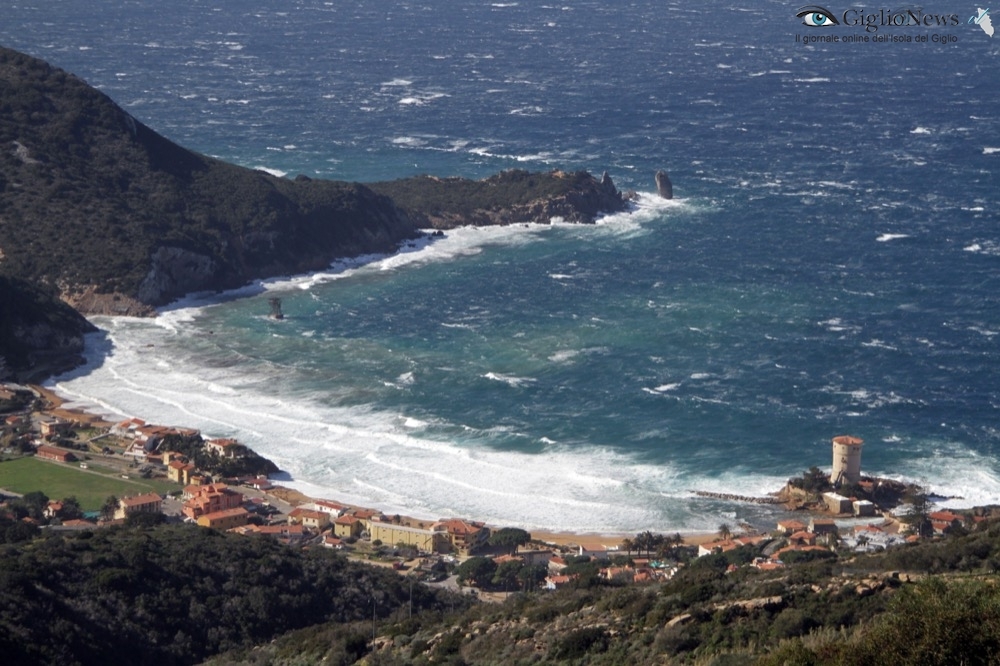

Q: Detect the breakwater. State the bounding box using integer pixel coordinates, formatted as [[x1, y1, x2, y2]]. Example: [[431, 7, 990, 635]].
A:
[[692, 491, 784, 505]]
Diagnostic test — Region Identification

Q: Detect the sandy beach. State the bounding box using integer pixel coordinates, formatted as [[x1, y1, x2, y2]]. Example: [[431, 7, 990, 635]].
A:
[[28, 382, 730, 550]]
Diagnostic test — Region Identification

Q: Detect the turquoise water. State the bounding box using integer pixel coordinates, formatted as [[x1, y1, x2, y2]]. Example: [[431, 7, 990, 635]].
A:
[[5, 0, 999, 532]]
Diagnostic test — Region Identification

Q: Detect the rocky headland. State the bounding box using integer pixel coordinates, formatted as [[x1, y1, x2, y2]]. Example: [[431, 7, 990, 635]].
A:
[[0, 45, 628, 378]]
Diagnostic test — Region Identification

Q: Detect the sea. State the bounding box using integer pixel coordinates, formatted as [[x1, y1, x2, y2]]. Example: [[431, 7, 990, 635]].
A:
[[4, 0, 999, 534]]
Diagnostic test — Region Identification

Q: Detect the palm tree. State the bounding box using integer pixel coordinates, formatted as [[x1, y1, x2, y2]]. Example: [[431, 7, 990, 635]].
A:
[[620, 537, 635, 557], [638, 530, 657, 557], [718, 523, 732, 541]]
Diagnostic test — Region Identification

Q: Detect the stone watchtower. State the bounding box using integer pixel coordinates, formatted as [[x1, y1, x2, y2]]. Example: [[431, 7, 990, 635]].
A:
[[830, 435, 863, 486]]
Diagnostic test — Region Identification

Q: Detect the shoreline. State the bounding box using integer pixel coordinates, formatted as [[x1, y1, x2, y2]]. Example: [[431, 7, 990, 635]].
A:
[[43, 207, 768, 539], [30, 380, 736, 549]]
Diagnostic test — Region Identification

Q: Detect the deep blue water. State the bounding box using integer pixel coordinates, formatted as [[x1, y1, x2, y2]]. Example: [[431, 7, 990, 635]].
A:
[[6, 1, 1000, 532]]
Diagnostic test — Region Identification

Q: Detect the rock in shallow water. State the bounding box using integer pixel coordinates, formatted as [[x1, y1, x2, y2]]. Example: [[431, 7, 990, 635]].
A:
[[655, 170, 673, 199]]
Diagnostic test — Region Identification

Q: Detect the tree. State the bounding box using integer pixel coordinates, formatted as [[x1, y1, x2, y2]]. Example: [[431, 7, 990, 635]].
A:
[[126, 512, 166, 528], [902, 487, 932, 538], [717, 523, 732, 541], [620, 537, 635, 557], [59, 496, 83, 520], [100, 495, 119, 522], [455, 556, 497, 588], [19, 490, 49, 520], [492, 559, 523, 591], [488, 527, 531, 555], [516, 564, 547, 591], [656, 532, 684, 560], [633, 530, 663, 557]]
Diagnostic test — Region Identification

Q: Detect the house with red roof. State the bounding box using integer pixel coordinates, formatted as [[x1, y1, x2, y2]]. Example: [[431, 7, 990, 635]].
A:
[[114, 493, 163, 520], [432, 518, 490, 555], [197, 507, 249, 530], [205, 438, 245, 458], [35, 444, 76, 463], [545, 574, 576, 590], [788, 530, 817, 546], [776, 519, 807, 535], [333, 515, 364, 539], [287, 507, 331, 531], [168, 459, 197, 485], [182, 483, 244, 520]]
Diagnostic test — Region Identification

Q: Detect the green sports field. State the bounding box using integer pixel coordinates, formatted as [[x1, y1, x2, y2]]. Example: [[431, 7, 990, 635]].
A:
[[0, 456, 177, 511]]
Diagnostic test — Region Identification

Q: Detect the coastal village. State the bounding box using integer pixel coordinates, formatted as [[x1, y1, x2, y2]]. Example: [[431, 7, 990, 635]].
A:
[[1, 381, 994, 597]]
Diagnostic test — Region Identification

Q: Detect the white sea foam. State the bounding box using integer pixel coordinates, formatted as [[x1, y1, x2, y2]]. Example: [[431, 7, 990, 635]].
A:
[[254, 166, 287, 178], [983, 147, 1000, 155], [910, 127, 932, 134], [50, 320, 789, 533], [483, 372, 535, 387], [876, 233, 909, 242], [644, 383, 681, 395], [964, 241, 1000, 256]]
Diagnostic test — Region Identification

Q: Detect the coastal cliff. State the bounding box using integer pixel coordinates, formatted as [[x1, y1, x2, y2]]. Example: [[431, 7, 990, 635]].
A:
[[0, 46, 626, 317], [0, 276, 96, 381], [0, 44, 628, 379], [369, 169, 627, 229], [0, 45, 420, 313]]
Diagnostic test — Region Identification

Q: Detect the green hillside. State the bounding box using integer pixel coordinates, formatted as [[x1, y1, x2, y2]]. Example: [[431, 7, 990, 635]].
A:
[[0, 275, 94, 380], [0, 45, 418, 311]]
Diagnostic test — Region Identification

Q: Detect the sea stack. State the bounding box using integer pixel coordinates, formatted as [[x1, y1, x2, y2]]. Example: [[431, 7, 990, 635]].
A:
[[268, 297, 285, 320], [655, 170, 673, 199]]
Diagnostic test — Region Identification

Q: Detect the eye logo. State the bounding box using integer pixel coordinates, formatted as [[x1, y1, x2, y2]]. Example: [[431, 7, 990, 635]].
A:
[[796, 5, 841, 27]]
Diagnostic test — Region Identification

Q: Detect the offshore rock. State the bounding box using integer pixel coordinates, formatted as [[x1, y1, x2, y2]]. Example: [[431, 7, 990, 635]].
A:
[[655, 170, 673, 199]]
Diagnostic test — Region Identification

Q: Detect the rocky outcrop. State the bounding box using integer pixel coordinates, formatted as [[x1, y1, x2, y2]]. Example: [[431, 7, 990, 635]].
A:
[[60, 287, 155, 317], [0, 276, 96, 381], [655, 170, 673, 199], [136, 247, 219, 305], [371, 169, 628, 230], [0, 45, 422, 312]]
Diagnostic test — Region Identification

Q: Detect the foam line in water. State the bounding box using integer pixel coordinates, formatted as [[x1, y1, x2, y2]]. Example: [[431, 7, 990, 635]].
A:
[[51, 321, 799, 533]]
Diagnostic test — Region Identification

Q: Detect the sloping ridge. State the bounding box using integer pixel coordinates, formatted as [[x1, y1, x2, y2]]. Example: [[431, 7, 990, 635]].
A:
[[0, 45, 419, 314]]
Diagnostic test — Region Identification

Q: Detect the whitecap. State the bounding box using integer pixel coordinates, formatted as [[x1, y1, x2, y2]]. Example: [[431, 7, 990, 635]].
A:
[[483, 372, 536, 388], [910, 127, 932, 134], [254, 166, 287, 178], [548, 349, 580, 362], [647, 383, 681, 393], [876, 233, 910, 242]]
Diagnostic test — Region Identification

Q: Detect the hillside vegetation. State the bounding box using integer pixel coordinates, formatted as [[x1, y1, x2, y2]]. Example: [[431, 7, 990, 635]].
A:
[[0, 275, 94, 380], [369, 169, 626, 229], [3, 516, 999, 665], [0, 45, 625, 318], [0, 523, 467, 666], [210, 521, 1000, 665], [0, 45, 418, 311]]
